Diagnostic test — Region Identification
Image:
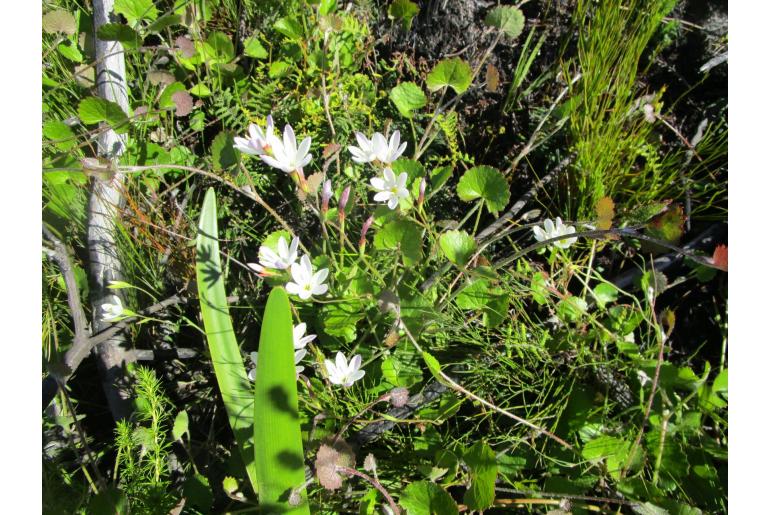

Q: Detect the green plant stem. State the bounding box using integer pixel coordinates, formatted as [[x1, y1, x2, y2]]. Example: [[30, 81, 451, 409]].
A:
[[652, 410, 672, 485]]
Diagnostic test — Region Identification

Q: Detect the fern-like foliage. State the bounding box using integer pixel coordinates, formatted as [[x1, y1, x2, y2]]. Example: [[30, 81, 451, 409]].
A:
[[113, 366, 179, 514]]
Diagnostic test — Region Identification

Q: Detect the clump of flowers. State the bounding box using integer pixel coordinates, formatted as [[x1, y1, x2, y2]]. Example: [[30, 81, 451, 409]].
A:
[[248, 235, 300, 274]]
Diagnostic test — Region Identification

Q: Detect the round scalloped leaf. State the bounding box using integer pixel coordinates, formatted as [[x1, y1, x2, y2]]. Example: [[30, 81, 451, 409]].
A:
[[78, 97, 128, 130], [426, 58, 472, 94], [400, 480, 459, 515], [390, 81, 427, 118], [457, 165, 510, 214], [484, 6, 525, 39], [439, 230, 476, 267], [114, 0, 158, 26], [96, 23, 141, 49], [42, 10, 77, 35]]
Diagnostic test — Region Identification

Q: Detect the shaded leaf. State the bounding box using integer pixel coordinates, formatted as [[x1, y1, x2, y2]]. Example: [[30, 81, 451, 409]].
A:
[[244, 35, 268, 59], [439, 230, 476, 267], [484, 6, 525, 38], [463, 441, 498, 511], [96, 23, 141, 49], [457, 165, 510, 214], [400, 480, 459, 515], [43, 10, 77, 35], [390, 81, 427, 118], [78, 97, 128, 129], [426, 58, 472, 94], [114, 0, 158, 26], [388, 0, 420, 31]]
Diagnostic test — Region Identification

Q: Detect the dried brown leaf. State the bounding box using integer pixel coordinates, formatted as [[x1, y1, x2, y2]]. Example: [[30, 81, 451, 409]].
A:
[[171, 91, 194, 116]]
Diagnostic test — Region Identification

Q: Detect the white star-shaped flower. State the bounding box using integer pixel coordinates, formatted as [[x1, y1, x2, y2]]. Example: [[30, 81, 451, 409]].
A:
[[293, 322, 316, 350], [248, 236, 300, 273], [286, 255, 329, 300], [101, 297, 124, 322], [370, 167, 409, 210], [324, 351, 365, 387], [532, 217, 577, 249], [348, 132, 380, 164], [375, 130, 407, 164], [233, 115, 275, 155], [260, 124, 312, 174]]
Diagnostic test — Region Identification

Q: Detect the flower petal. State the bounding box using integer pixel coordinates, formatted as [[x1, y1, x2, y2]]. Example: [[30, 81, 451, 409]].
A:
[[370, 177, 385, 190], [373, 191, 391, 202], [312, 283, 329, 296]]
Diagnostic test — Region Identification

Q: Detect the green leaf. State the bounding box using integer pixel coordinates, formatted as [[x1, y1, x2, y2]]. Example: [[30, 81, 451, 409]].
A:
[[43, 10, 77, 35], [145, 13, 182, 33], [390, 81, 427, 118], [206, 31, 235, 61], [253, 288, 311, 513], [484, 6, 525, 38], [456, 165, 510, 214], [556, 296, 588, 322], [172, 410, 189, 441], [381, 341, 422, 387], [211, 131, 238, 171], [439, 230, 476, 267], [593, 283, 618, 309], [183, 473, 213, 511], [456, 280, 491, 310], [195, 188, 258, 492], [97, 23, 141, 49], [388, 0, 420, 31], [426, 57, 472, 94], [322, 299, 365, 343], [78, 97, 128, 130], [189, 83, 212, 97], [400, 480, 459, 515], [222, 476, 239, 495], [319, 0, 338, 16], [158, 81, 186, 110], [243, 36, 268, 59], [463, 441, 497, 511], [269, 60, 293, 78], [373, 219, 423, 265], [43, 120, 76, 151], [57, 41, 83, 62], [422, 351, 447, 385], [274, 17, 303, 40], [114, 0, 158, 26], [87, 486, 128, 515]]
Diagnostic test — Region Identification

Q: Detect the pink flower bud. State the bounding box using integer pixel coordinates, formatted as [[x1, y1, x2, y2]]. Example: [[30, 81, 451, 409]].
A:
[[321, 179, 332, 213], [338, 186, 351, 222], [417, 176, 427, 208], [359, 215, 374, 249]]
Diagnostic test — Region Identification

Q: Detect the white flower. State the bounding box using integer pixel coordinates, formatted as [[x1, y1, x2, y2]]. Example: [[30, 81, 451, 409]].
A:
[[293, 322, 316, 350], [248, 236, 300, 273], [294, 349, 308, 376], [374, 130, 407, 164], [324, 351, 365, 387], [233, 115, 275, 155], [637, 370, 651, 387], [349, 130, 407, 164], [348, 132, 380, 164], [101, 297, 124, 322], [370, 167, 410, 210], [286, 255, 329, 300], [260, 124, 312, 174], [248, 349, 307, 381], [532, 217, 578, 249]]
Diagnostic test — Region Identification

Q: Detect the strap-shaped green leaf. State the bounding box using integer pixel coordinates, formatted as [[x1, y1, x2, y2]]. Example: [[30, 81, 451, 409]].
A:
[[254, 287, 311, 513], [195, 188, 258, 492]]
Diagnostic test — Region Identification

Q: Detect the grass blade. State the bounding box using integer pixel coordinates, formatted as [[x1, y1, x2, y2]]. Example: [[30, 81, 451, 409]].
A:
[[195, 187, 257, 492], [253, 287, 310, 513]]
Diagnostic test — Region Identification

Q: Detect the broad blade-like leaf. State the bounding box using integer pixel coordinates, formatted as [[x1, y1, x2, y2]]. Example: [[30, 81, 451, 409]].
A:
[[195, 188, 257, 492], [253, 288, 311, 513]]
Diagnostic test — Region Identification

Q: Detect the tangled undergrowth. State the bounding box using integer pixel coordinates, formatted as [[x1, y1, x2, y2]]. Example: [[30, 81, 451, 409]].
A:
[[42, 0, 727, 513]]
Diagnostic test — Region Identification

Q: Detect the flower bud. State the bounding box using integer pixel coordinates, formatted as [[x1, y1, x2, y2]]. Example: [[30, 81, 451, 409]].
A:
[[338, 186, 351, 223], [321, 179, 332, 214], [359, 215, 374, 250], [417, 176, 427, 208]]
